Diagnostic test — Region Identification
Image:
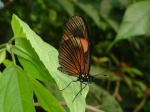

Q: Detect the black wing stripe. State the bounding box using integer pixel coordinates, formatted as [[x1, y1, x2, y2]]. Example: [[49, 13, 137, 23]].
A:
[[60, 44, 77, 66], [59, 61, 78, 74], [72, 37, 85, 73], [71, 37, 85, 74], [63, 16, 85, 39], [66, 39, 79, 65], [59, 52, 77, 70], [68, 38, 81, 71], [60, 52, 79, 73], [64, 39, 80, 73], [59, 54, 79, 74], [69, 19, 79, 36], [79, 40, 85, 74], [59, 38, 83, 74]]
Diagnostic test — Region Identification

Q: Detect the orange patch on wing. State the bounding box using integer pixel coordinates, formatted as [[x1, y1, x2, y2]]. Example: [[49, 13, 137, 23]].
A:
[[80, 38, 88, 52]]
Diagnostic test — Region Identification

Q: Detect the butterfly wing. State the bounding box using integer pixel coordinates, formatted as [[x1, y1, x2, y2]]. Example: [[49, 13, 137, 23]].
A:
[[58, 16, 90, 76]]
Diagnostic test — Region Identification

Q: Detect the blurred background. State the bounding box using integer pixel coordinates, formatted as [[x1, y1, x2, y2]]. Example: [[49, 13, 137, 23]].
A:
[[0, 0, 150, 112]]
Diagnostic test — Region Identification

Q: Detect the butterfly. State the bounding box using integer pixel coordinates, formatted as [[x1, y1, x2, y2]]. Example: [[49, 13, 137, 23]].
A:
[[58, 16, 94, 102]]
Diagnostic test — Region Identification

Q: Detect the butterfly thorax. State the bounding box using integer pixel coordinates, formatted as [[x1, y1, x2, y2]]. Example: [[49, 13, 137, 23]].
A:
[[77, 74, 94, 84]]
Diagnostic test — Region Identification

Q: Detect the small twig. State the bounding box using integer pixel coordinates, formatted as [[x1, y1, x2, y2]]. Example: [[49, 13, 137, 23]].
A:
[[34, 102, 104, 112], [0, 37, 25, 50], [10, 47, 16, 65], [86, 105, 104, 112], [113, 81, 120, 97], [133, 94, 147, 112], [8, 36, 25, 44], [113, 81, 123, 102], [6, 43, 16, 65], [60, 102, 104, 112]]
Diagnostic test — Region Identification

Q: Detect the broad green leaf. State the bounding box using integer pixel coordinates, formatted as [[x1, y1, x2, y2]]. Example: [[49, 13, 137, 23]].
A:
[[107, 1, 150, 51], [73, 1, 101, 28], [11, 14, 88, 112], [57, 0, 74, 16], [88, 83, 123, 112], [29, 76, 65, 112], [0, 64, 34, 112], [11, 44, 54, 83], [0, 48, 6, 64], [11, 14, 54, 82]]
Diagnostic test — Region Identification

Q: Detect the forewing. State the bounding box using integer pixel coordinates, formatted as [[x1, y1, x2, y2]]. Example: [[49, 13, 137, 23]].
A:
[[58, 16, 90, 76]]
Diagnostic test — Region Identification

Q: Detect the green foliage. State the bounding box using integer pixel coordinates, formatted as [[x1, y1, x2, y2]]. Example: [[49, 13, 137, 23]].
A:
[[0, 64, 35, 112], [0, 0, 150, 112], [12, 14, 88, 112], [29, 76, 64, 112], [88, 83, 123, 112], [107, 0, 150, 51]]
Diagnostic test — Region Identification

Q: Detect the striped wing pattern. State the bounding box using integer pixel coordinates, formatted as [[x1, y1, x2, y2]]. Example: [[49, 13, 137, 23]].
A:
[[58, 16, 90, 76]]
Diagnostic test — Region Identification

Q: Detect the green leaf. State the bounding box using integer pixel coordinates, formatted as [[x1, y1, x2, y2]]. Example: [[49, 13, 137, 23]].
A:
[[0, 64, 34, 112], [88, 83, 123, 112], [11, 43, 54, 83], [29, 77, 65, 112], [134, 80, 147, 91], [107, 1, 150, 51], [11, 13, 54, 82], [0, 48, 6, 64], [2, 59, 13, 67], [73, 1, 101, 28], [130, 67, 143, 76], [124, 76, 133, 89], [11, 14, 88, 112], [57, 0, 74, 16]]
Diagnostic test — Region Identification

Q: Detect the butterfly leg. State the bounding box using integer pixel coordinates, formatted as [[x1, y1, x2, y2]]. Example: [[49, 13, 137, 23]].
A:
[[72, 84, 87, 102], [80, 82, 82, 95], [60, 80, 78, 91]]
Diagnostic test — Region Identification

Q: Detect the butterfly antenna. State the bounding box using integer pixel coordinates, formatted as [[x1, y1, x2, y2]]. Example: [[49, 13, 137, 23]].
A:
[[93, 66, 118, 77]]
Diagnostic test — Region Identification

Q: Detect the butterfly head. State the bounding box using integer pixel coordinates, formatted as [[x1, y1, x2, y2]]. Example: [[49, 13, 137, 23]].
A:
[[77, 74, 95, 84]]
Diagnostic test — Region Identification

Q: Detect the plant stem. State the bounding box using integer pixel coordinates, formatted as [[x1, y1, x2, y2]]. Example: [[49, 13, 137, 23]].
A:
[[133, 94, 147, 112], [8, 36, 24, 44], [7, 43, 17, 65]]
